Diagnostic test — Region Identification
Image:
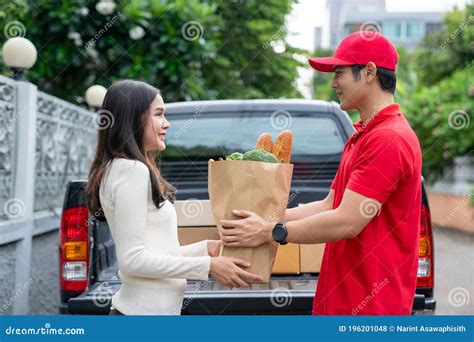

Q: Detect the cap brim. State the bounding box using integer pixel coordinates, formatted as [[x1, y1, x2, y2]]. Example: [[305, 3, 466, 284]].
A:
[[308, 57, 353, 72]]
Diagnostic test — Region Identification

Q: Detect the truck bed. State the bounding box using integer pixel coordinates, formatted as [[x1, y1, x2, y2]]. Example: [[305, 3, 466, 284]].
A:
[[67, 274, 318, 315], [66, 271, 432, 315]]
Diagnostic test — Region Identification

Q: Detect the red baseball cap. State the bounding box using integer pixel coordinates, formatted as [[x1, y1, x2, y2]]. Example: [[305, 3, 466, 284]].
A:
[[309, 31, 399, 72]]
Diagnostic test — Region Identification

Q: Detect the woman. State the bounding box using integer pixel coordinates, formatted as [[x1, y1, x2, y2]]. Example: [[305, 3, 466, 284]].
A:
[[85, 80, 262, 315]]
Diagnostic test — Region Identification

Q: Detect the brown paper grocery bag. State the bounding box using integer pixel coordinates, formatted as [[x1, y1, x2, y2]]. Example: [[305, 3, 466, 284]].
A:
[[208, 160, 293, 283]]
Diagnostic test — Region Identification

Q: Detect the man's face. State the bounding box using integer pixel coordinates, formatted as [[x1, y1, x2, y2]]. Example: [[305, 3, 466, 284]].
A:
[[331, 66, 367, 111]]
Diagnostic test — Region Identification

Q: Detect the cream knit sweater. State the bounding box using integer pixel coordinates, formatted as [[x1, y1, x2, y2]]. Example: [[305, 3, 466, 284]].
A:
[[99, 158, 211, 315]]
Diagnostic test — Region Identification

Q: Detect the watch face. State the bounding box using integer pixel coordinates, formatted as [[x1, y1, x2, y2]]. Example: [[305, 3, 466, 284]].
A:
[[274, 225, 285, 241]]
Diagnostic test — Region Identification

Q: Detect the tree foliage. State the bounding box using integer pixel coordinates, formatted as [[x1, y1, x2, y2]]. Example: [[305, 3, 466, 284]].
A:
[[0, 0, 303, 102]]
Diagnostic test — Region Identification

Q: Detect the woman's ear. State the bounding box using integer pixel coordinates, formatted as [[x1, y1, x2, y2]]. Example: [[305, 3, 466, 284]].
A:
[[365, 62, 377, 83]]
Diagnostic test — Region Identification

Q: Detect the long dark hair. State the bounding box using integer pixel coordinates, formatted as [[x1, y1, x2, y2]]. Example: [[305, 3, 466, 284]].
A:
[[85, 80, 176, 218]]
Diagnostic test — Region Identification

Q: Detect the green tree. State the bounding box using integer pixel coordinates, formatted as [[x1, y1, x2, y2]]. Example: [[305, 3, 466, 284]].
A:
[[202, 0, 305, 99], [311, 47, 337, 102], [394, 46, 419, 103], [404, 4, 474, 182], [0, 0, 303, 102], [414, 3, 474, 86], [403, 63, 473, 182]]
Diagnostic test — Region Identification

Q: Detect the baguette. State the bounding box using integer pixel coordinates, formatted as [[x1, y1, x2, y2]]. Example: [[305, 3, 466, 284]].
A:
[[256, 133, 273, 153], [272, 130, 293, 163]]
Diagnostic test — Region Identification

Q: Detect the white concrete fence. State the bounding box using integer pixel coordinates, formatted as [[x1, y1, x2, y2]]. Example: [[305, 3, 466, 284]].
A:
[[0, 75, 96, 314]]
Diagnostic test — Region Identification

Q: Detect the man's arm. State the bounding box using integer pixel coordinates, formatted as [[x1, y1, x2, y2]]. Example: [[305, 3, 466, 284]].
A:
[[284, 190, 334, 221], [219, 188, 381, 247], [286, 189, 379, 244]]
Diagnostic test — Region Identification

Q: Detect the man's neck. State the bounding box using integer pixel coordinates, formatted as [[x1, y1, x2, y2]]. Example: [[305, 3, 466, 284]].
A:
[[358, 93, 395, 125]]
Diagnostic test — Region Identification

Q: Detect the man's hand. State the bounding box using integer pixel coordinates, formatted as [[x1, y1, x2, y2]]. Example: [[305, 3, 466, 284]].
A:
[[207, 240, 222, 257], [219, 210, 274, 247]]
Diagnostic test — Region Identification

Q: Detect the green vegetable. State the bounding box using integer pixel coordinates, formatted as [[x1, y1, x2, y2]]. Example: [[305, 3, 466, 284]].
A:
[[242, 149, 278, 163], [226, 152, 244, 160]]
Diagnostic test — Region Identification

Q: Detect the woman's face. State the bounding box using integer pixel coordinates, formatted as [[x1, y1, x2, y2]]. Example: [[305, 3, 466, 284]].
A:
[[143, 94, 170, 152]]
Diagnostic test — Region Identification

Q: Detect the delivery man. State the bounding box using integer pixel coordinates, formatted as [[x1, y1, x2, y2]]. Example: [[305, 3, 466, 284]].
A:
[[219, 31, 423, 315]]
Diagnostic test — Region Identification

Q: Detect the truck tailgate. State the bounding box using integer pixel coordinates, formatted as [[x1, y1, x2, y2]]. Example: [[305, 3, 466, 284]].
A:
[[67, 275, 318, 315]]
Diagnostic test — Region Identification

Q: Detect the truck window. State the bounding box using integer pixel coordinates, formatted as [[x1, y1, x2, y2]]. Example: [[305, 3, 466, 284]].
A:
[[162, 113, 345, 159]]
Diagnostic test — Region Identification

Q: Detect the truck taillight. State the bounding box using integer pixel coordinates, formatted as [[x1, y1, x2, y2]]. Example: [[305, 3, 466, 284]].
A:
[[59, 206, 89, 291], [417, 203, 434, 288]]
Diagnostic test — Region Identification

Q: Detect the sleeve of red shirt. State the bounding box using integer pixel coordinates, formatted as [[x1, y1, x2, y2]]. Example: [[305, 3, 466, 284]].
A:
[[346, 130, 407, 204]]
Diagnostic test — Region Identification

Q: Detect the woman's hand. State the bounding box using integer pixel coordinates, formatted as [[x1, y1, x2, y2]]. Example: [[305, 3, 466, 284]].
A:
[[207, 240, 222, 257], [210, 257, 263, 288]]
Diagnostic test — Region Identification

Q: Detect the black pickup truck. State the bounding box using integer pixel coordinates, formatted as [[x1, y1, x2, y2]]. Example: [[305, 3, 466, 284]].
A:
[[58, 99, 436, 315]]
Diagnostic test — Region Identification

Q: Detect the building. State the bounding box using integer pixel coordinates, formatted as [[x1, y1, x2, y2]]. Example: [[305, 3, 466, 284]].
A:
[[326, 0, 444, 50], [314, 27, 323, 50]]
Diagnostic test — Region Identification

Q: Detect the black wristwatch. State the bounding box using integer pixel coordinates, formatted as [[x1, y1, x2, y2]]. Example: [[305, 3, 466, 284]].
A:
[[272, 221, 288, 245]]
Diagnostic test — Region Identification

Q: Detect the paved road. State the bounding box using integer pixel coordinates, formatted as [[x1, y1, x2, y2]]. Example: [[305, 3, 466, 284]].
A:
[[433, 226, 473, 315]]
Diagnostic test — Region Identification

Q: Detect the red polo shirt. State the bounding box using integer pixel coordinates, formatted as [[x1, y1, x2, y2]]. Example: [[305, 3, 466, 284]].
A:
[[312, 103, 422, 315]]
